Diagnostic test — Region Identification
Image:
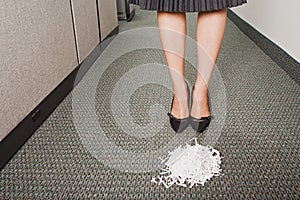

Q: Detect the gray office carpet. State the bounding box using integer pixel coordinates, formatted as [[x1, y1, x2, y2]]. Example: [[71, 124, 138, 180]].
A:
[[1, 7, 299, 199]]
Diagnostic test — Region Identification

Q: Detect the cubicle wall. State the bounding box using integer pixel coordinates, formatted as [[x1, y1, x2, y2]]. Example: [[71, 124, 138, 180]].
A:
[[0, 0, 78, 141], [70, 0, 100, 63], [98, 0, 119, 41], [0, 0, 118, 142]]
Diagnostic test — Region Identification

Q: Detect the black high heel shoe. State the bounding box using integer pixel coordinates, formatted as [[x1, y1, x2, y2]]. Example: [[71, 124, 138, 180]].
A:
[[190, 86, 212, 133], [167, 81, 190, 133]]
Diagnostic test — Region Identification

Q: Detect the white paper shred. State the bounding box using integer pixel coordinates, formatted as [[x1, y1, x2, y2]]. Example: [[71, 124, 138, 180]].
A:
[[151, 138, 223, 188]]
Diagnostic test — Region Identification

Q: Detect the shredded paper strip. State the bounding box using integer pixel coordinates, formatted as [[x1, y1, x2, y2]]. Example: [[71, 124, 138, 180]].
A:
[[151, 138, 222, 188]]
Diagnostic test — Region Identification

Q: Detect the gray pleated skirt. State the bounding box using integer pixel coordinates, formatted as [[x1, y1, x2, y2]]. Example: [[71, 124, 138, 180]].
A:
[[130, 0, 247, 12]]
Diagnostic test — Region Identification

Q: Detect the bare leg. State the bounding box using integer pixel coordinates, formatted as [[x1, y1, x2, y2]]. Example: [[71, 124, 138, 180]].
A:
[[157, 11, 189, 118], [191, 9, 227, 118]]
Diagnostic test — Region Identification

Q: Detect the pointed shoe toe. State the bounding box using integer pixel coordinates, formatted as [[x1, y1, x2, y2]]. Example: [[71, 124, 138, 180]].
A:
[[167, 112, 190, 133], [190, 116, 211, 133]]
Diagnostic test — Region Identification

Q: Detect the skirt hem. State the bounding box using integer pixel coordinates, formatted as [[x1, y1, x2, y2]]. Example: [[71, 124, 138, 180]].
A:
[[130, 0, 247, 13]]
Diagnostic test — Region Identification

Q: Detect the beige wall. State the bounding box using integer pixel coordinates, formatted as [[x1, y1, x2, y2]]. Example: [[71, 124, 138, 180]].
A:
[[0, 1, 78, 141], [98, 0, 118, 41], [0, 0, 119, 142], [231, 0, 300, 62], [70, 0, 100, 63]]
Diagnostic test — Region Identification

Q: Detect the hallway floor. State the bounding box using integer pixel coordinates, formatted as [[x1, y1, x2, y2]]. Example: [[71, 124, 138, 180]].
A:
[[1, 7, 299, 199]]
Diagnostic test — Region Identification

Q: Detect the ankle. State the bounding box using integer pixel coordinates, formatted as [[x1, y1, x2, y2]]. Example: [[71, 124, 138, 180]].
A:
[[174, 95, 188, 104], [193, 83, 208, 93], [170, 102, 189, 118], [192, 87, 208, 101], [191, 84, 210, 118]]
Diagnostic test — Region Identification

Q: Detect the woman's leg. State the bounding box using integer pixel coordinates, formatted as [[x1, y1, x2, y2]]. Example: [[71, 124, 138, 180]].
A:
[[157, 11, 189, 118], [191, 9, 227, 118]]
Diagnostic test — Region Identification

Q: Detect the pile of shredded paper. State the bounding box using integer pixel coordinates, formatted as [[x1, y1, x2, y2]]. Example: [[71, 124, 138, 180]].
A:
[[151, 138, 222, 188]]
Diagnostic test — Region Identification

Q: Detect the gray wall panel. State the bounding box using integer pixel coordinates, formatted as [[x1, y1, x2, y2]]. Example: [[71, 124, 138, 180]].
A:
[[0, 1, 78, 141], [70, 0, 100, 63], [98, 0, 118, 41]]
